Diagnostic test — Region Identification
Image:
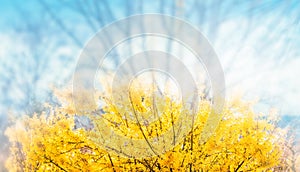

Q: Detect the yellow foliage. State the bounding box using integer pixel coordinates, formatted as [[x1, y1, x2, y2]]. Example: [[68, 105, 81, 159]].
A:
[[5, 84, 291, 171]]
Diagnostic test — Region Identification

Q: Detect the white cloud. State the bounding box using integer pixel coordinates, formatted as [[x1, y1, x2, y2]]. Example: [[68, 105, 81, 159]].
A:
[[0, 33, 28, 58], [215, 16, 300, 116]]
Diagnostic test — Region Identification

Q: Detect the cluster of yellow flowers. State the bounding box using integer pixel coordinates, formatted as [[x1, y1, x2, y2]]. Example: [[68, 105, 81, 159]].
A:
[[4, 83, 293, 171]]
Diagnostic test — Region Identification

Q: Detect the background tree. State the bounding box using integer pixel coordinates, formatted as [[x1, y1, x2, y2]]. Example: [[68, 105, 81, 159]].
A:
[[1, 0, 300, 171]]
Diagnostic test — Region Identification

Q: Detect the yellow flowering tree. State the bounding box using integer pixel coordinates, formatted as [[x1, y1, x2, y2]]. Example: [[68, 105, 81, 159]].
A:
[[5, 83, 294, 171]]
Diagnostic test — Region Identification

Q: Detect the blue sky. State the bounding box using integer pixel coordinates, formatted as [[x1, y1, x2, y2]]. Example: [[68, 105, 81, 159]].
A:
[[0, 0, 299, 126]]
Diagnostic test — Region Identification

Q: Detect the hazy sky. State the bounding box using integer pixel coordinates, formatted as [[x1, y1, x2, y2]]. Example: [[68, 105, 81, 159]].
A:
[[0, 0, 299, 120]]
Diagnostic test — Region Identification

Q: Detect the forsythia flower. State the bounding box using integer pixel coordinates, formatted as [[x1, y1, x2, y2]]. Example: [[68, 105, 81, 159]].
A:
[[4, 84, 295, 171]]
